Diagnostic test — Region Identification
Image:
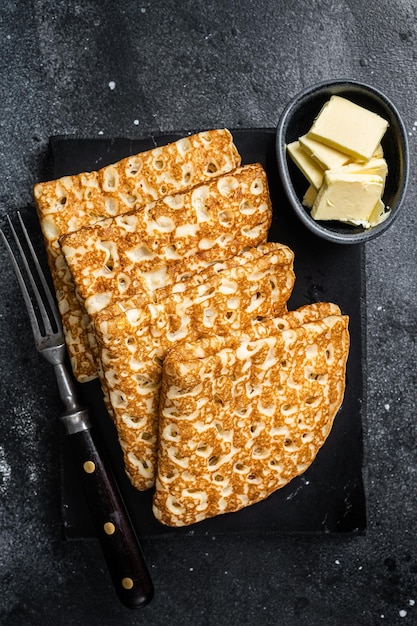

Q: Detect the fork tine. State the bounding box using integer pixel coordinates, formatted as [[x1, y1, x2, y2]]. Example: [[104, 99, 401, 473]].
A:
[[0, 225, 42, 342], [16, 211, 62, 333], [2, 212, 61, 341], [6, 214, 55, 337]]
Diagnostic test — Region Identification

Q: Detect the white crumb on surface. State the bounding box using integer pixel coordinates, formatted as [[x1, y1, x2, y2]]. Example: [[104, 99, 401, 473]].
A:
[[0, 445, 11, 495], [108, 81, 116, 90]]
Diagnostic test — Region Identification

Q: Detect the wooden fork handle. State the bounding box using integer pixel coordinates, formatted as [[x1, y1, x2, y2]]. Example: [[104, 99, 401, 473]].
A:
[[61, 411, 154, 609]]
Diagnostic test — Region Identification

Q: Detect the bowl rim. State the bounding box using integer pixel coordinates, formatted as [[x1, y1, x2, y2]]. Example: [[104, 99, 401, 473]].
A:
[[276, 78, 410, 244]]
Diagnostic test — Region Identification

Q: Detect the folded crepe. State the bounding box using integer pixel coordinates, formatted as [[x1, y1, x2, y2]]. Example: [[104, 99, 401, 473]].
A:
[[153, 304, 349, 526], [33, 129, 241, 382], [93, 242, 295, 490], [60, 163, 272, 320]]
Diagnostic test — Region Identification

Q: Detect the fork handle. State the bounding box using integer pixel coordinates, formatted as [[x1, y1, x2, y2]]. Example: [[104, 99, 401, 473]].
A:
[[61, 411, 154, 609]]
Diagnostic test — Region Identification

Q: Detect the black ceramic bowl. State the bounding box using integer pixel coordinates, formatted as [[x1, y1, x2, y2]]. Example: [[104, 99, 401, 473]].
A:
[[276, 79, 409, 244]]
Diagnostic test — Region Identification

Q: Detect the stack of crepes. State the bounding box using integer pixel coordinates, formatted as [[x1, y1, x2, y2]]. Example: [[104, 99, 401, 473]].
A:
[[33, 129, 349, 527]]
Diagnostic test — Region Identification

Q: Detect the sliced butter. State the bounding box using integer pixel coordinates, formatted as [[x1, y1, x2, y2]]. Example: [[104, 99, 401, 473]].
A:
[[311, 171, 385, 227], [307, 96, 389, 161], [298, 134, 350, 170], [368, 198, 390, 227], [302, 184, 317, 208], [286, 140, 324, 189], [373, 143, 384, 159], [333, 157, 388, 185]]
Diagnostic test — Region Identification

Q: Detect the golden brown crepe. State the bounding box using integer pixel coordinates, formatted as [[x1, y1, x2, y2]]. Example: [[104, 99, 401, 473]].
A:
[[153, 305, 349, 526], [93, 242, 295, 490], [60, 163, 272, 319], [33, 129, 241, 381]]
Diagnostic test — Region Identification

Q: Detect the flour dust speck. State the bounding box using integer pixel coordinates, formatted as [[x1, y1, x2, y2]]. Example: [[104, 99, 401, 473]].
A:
[[0, 445, 12, 495]]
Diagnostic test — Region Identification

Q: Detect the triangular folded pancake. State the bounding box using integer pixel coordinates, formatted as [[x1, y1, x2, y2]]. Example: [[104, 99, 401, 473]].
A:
[[33, 129, 241, 381], [153, 307, 349, 526], [61, 163, 272, 319], [97, 242, 294, 323], [93, 243, 295, 490]]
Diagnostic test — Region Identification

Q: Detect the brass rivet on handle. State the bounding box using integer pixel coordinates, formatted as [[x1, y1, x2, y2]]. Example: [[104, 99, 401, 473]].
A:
[[83, 460, 96, 474], [122, 577, 134, 590], [104, 522, 116, 535]]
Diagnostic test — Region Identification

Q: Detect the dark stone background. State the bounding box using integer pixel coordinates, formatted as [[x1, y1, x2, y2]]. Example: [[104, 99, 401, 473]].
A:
[[0, 1, 416, 624]]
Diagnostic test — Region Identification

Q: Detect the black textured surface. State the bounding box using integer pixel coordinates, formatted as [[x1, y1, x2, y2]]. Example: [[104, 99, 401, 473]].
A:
[[1, 2, 417, 625]]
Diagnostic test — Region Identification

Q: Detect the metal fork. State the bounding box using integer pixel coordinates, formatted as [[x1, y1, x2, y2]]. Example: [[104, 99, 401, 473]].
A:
[[1, 212, 154, 609]]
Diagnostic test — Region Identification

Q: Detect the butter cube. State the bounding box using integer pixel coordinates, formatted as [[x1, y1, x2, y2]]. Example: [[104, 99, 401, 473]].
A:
[[373, 143, 384, 159], [302, 184, 317, 208], [368, 198, 390, 227], [307, 96, 389, 161], [298, 134, 351, 170], [286, 140, 324, 189], [311, 171, 385, 227], [334, 157, 388, 185]]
